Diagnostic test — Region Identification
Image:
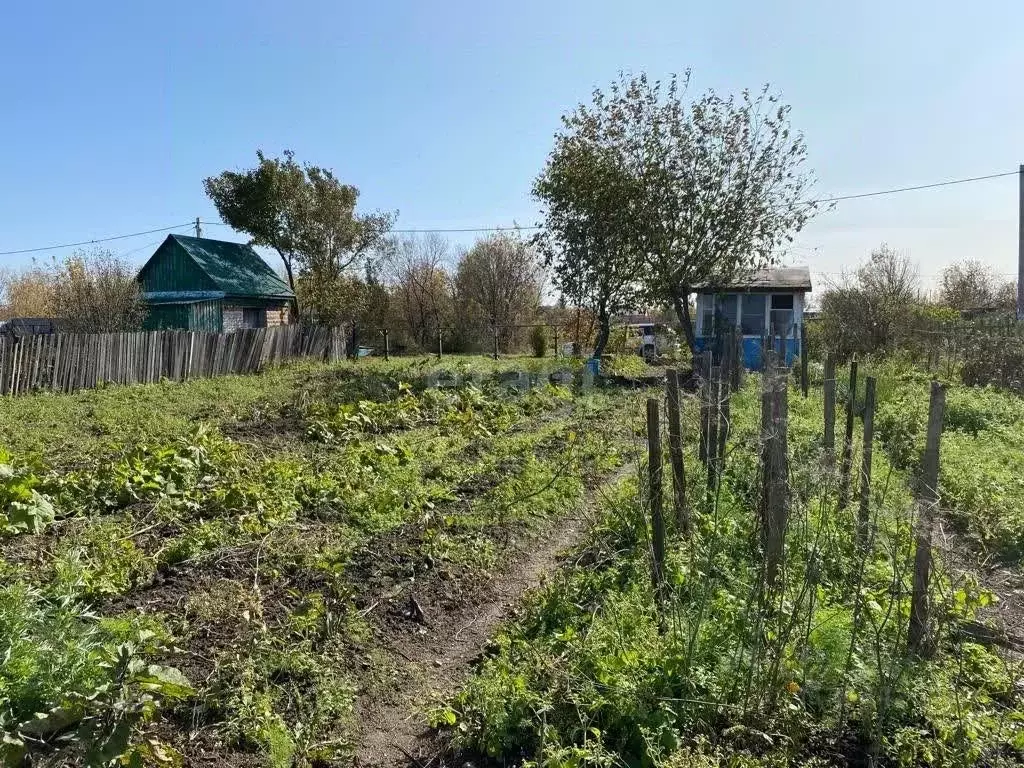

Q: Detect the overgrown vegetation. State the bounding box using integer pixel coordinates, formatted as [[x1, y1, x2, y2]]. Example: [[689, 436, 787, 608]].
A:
[[440, 361, 1024, 767], [0, 356, 636, 765]]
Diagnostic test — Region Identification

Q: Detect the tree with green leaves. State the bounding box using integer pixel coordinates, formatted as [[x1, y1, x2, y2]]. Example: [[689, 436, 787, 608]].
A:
[[538, 73, 820, 353], [204, 150, 394, 320], [533, 133, 641, 358]]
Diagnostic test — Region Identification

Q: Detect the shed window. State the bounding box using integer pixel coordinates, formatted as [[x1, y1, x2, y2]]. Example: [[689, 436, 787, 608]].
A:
[[701, 294, 738, 337], [769, 294, 794, 338], [242, 308, 266, 329], [741, 294, 766, 335]]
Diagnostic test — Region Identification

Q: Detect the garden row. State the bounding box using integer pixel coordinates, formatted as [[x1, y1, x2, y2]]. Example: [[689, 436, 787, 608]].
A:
[[0, 356, 641, 766]]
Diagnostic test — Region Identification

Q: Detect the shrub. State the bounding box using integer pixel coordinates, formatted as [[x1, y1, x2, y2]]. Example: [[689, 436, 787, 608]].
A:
[[529, 325, 548, 357]]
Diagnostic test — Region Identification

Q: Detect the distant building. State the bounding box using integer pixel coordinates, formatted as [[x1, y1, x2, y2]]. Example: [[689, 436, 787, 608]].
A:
[[138, 235, 295, 332], [694, 267, 812, 370], [0, 317, 59, 337]]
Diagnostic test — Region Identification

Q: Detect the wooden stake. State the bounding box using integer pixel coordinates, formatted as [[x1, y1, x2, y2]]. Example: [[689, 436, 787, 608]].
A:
[[647, 398, 666, 606], [857, 376, 876, 547], [665, 369, 689, 535], [800, 322, 809, 398], [909, 380, 946, 656], [823, 355, 836, 467], [760, 370, 790, 588], [839, 359, 858, 508]]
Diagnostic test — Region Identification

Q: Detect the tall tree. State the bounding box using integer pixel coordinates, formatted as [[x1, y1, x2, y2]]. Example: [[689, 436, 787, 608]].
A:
[[939, 259, 1014, 311], [204, 150, 394, 319], [538, 73, 821, 353], [454, 233, 544, 351], [384, 233, 454, 350], [820, 244, 921, 357], [534, 134, 640, 357]]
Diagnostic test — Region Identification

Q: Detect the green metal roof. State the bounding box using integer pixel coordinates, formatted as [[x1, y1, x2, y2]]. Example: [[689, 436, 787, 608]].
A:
[[165, 235, 294, 299]]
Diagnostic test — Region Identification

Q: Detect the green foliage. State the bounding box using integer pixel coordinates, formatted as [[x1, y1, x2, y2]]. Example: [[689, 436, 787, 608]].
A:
[[530, 324, 548, 357], [204, 149, 395, 320], [0, 356, 632, 764], [441, 368, 1024, 767], [0, 580, 191, 765], [0, 450, 56, 534]]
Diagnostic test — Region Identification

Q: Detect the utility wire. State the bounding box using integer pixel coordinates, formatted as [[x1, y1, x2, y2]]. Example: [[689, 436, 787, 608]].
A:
[[0, 169, 1019, 254], [0, 223, 193, 257], [808, 170, 1018, 205]]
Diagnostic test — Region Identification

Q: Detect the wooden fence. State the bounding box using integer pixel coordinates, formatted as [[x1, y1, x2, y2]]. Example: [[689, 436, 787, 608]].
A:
[[0, 324, 347, 396]]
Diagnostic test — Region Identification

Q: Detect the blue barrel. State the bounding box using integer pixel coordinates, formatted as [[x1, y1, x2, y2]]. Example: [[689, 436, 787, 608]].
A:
[[585, 357, 600, 376]]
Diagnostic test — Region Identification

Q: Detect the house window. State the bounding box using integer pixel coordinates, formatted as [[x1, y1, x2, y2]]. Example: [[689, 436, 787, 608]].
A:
[[242, 308, 266, 329], [769, 294, 794, 338], [741, 294, 766, 335]]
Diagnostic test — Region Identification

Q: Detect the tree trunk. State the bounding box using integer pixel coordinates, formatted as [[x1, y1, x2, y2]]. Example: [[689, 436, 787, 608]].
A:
[[670, 286, 696, 353], [276, 250, 300, 318], [593, 307, 611, 358]]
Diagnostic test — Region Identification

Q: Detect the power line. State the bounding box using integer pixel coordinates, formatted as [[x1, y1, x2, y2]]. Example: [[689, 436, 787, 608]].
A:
[[0, 223, 193, 257], [808, 170, 1018, 205], [0, 169, 1019, 255], [206, 221, 540, 234]]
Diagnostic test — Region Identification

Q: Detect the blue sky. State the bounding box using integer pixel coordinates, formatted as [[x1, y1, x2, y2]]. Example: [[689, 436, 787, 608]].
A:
[[1, 0, 1021, 297]]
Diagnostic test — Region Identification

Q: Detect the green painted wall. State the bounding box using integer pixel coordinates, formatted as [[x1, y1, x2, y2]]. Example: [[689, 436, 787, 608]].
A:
[[143, 300, 223, 332]]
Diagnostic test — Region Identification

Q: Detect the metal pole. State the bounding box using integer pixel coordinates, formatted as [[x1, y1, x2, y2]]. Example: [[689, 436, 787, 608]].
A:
[[381, 329, 389, 362], [437, 327, 442, 360], [1017, 164, 1023, 321]]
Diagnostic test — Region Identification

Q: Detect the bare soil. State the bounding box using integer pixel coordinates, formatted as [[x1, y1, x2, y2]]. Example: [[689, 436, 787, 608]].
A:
[[352, 466, 633, 768]]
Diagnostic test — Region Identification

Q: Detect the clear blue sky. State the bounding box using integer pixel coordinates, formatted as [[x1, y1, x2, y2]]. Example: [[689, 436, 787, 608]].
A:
[[1, 0, 1021, 296]]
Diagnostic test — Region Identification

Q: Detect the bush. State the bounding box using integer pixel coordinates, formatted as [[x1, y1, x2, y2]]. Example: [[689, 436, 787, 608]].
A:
[[529, 325, 547, 358]]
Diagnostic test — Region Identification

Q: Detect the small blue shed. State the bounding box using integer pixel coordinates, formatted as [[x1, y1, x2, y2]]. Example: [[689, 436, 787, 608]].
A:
[[694, 267, 812, 370]]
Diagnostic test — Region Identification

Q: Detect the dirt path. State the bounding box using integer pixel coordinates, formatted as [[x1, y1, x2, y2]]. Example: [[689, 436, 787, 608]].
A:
[[352, 466, 633, 768]]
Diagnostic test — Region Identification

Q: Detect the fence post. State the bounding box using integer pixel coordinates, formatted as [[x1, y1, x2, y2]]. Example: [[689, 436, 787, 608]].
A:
[[493, 326, 499, 360], [437, 327, 443, 360], [553, 327, 559, 359], [665, 369, 689, 535], [381, 329, 390, 362], [647, 398, 666, 609], [730, 326, 743, 392], [800, 322, 809, 398], [706, 366, 721, 491], [698, 353, 712, 465], [823, 354, 836, 467], [857, 376, 876, 547], [760, 368, 790, 587], [717, 363, 730, 466], [909, 380, 946, 656], [839, 358, 858, 508]]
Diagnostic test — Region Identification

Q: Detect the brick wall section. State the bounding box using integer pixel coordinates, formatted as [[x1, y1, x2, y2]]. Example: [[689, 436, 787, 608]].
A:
[[223, 305, 246, 333], [223, 302, 291, 331], [266, 303, 290, 327]]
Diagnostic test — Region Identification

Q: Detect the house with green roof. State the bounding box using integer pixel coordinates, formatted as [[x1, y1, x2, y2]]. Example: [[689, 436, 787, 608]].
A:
[[138, 235, 295, 332]]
